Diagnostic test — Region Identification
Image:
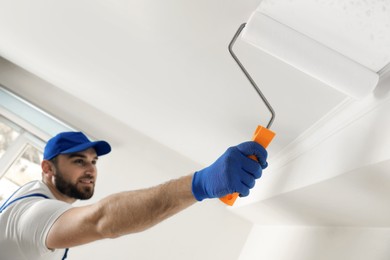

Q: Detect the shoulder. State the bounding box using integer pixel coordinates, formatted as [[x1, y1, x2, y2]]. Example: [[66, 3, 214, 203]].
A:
[[16, 180, 54, 198]]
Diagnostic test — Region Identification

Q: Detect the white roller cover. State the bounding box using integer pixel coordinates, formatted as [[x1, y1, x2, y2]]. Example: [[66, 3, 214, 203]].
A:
[[241, 12, 379, 99]]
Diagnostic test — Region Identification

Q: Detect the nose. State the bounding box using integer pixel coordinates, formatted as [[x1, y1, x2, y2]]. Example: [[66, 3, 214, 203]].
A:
[[84, 162, 96, 176]]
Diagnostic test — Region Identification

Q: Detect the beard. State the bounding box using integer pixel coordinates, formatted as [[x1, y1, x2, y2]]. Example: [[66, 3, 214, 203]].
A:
[[54, 168, 95, 200]]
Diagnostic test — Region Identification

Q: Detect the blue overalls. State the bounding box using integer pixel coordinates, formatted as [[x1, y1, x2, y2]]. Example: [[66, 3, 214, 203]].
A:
[[0, 188, 69, 260]]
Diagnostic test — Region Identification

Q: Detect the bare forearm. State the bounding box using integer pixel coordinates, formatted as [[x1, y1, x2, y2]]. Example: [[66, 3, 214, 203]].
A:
[[96, 174, 197, 238]]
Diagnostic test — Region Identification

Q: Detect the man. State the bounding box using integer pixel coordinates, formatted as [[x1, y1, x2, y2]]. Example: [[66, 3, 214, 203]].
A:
[[0, 131, 268, 260]]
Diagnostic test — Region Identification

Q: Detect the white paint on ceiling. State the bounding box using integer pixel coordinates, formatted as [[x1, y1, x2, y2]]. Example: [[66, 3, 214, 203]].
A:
[[258, 0, 390, 72]]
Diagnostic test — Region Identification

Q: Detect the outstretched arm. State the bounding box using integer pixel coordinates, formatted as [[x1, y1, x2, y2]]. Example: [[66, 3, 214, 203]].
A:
[[46, 175, 195, 249], [46, 141, 267, 249]]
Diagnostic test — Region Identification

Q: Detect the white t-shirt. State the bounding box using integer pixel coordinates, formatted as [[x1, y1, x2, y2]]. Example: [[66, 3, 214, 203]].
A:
[[0, 181, 73, 260]]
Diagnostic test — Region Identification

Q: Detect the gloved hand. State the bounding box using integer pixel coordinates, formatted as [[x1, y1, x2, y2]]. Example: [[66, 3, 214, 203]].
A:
[[192, 141, 268, 201]]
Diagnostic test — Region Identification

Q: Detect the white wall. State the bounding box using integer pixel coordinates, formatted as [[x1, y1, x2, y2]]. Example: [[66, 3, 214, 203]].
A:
[[239, 226, 390, 260]]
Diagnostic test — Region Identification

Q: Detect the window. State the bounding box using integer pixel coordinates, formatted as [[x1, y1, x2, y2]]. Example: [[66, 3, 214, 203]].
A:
[[0, 119, 21, 201], [0, 86, 73, 203], [0, 117, 44, 202]]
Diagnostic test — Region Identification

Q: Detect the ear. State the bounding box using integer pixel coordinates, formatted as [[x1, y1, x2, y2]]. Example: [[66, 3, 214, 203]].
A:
[[41, 160, 55, 177]]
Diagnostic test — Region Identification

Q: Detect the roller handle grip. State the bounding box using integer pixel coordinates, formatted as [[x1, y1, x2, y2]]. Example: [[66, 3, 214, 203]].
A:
[[219, 125, 275, 206]]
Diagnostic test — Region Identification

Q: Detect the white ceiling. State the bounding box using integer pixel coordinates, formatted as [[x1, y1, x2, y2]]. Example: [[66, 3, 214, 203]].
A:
[[0, 0, 347, 166]]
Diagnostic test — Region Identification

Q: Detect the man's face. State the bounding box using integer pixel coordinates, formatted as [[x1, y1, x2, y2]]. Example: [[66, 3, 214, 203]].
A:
[[51, 148, 98, 200]]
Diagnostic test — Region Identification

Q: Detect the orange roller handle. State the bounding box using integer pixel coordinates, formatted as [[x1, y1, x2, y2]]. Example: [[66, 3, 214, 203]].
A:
[[219, 125, 275, 206]]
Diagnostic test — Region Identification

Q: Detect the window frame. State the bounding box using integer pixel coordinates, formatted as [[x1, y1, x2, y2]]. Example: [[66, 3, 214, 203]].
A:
[[0, 85, 74, 193]]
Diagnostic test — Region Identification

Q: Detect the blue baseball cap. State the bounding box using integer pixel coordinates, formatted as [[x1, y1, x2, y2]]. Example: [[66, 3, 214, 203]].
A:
[[43, 132, 111, 160]]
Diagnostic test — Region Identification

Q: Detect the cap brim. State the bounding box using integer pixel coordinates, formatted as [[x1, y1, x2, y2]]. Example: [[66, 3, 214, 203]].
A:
[[60, 140, 111, 157]]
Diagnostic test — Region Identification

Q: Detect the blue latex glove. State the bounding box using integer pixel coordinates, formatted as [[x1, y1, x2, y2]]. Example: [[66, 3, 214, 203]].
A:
[[192, 141, 268, 201]]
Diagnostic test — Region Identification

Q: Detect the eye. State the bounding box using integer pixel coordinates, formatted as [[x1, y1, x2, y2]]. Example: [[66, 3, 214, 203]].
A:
[[74, 159, 85, 165]]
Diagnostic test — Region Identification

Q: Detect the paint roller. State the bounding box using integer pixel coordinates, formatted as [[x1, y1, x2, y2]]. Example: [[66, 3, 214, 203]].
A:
[[219, 7, 380, 206], [239, 11, 379, 99]]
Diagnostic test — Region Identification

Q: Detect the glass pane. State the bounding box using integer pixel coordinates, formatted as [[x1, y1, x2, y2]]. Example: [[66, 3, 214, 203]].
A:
[[0, 145, 43, 204], [4, 144, 42, 186], [0, 120, 20, 160]]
